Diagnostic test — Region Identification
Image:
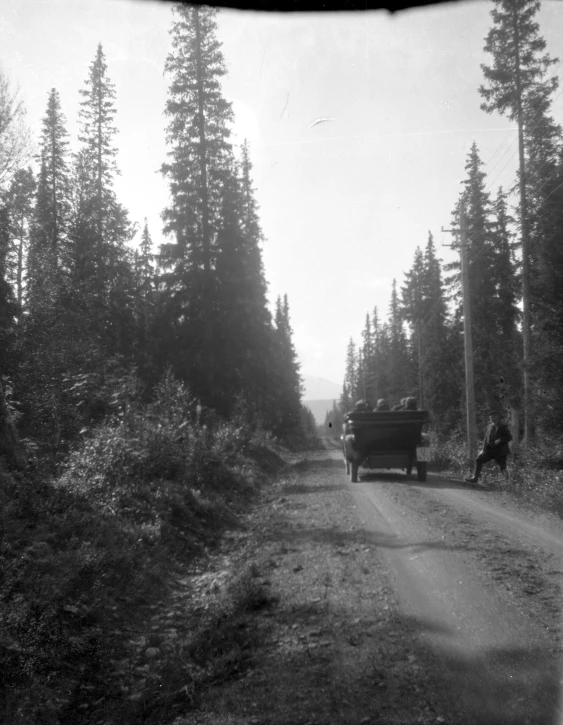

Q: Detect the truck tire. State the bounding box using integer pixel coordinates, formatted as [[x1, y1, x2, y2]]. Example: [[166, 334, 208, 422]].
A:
[[350, 462, 359, 483], [416, 461, 427, 482], [345, 458, 350, 474]]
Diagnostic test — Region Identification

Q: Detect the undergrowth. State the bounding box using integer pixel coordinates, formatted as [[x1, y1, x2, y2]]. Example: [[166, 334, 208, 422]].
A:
[[0, 375, 286, 724], [429, 432, 563, 516]]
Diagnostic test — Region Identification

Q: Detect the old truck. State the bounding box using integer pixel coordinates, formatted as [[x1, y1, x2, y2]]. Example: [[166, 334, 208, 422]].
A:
[[341, 409, 430, 483]]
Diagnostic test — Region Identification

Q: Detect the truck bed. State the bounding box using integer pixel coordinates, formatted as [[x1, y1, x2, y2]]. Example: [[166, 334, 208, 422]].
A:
[[342, 410, 430, 482], [344, 411, 428, 452]]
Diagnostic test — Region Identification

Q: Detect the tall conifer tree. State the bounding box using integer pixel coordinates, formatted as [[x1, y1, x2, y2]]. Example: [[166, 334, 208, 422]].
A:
[[161, 5, 233, 276], [75, 44, 134, 364], [480, 0, 558, 441], [272, 294, 302, 436], [160, 5, 234, 404], [388, 279, 411, 401], [5, 167, 35, 313]]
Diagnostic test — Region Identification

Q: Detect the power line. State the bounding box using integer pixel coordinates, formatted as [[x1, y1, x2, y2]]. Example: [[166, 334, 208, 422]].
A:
[[483, 80, 563, 193]]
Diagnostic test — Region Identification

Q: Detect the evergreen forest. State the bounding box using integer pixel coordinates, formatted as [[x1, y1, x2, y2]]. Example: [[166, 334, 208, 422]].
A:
[[0, 7, 316, 721], [330, 0, 563, 451], [2, 2, 563, 722], [0, 6, 311, 466]]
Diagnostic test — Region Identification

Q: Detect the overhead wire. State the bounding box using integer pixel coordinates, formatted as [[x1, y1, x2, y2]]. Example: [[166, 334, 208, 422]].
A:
[[483, 78, 563, 194], [379, 67, 563, 346], [454, 78, 563, 274]]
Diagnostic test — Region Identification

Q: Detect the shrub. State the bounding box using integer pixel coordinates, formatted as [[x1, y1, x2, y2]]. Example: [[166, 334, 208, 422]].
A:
[[0, 373, 286, 724]]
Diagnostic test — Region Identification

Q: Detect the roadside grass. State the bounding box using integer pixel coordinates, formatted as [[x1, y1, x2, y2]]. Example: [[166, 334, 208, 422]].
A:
[[0, 377, 286, 725], [429, 434, 563, 516], [109, 562, 278, 725]]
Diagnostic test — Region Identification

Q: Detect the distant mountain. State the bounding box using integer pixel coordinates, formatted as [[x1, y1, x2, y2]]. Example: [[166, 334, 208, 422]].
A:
[[302, 375, 342, 401], [302, 399, 337, 426]]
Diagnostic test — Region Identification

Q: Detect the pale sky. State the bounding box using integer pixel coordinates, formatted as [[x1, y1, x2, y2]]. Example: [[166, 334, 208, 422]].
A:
[[2, 0, 563, 386]]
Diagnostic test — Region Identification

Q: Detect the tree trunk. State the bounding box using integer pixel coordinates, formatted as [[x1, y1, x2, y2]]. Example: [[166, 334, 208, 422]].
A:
[[194, 6, 211, 276], [0, 377, 27, 470], [510, 407, 520, 458], [512, 2, 533, 446]]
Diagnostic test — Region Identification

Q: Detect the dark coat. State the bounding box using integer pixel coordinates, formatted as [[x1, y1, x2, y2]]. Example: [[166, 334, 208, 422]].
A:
[[482, 421, 512, 456]]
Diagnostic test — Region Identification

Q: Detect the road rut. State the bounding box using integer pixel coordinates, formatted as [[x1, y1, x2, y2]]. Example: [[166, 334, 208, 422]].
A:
[[191, 447, 563, 725], [346, 449, 563, 725]]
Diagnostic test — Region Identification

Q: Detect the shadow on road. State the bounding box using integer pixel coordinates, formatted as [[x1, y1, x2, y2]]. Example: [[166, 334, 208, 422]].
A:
[[283, 482, 341, 495], [357, 470, 477, 492], [292, 458, 345, 472], [266, 523, 480, 556], [402, 612, 560, 724], [206, 594, 561, 725]]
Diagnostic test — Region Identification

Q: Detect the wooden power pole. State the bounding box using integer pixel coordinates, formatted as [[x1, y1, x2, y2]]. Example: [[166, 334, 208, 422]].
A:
[[459, 201, 478, 462], [443, 198, 478, 462]]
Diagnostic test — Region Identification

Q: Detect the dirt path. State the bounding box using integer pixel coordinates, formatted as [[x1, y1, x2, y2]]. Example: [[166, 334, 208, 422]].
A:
[[178, 446, 563, 725], [348, 457, 563, 725]]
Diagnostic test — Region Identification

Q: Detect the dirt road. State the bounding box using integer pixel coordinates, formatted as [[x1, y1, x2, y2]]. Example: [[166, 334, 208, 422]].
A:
[[346, 449, 563, 725], [188, 445, 563, 725]]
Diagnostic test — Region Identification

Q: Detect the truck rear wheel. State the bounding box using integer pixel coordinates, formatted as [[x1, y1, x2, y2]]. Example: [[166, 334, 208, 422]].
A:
[[416, 461, 427, 482], [350, 462, 359, 483], [345, 459, 350, 474]]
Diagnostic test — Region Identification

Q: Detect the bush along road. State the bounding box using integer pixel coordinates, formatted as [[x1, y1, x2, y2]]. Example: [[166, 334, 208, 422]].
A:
[[11, 436, 562, 724], [170, 444, 563, 725]]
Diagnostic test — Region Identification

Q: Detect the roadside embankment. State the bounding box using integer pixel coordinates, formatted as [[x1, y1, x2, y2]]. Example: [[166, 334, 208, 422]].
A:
[[0, 378, 287, 725]]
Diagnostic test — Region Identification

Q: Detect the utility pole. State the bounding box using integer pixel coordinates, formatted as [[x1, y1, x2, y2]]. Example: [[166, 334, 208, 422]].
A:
[[459, 201, 478, 462], [417, 319, 424, 409], [442, 198, 478, 462], [359, 349, 367, 400]]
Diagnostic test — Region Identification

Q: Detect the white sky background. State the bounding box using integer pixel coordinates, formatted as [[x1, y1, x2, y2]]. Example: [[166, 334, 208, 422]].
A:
[[2, 0, 563, 387]]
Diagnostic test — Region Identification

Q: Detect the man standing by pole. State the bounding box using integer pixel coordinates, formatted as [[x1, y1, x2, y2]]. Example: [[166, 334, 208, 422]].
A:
[[466, 410, 512, 484]]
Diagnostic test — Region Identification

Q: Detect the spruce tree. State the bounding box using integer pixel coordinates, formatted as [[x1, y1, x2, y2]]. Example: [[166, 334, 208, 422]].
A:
[[489, 187, 519, 393], [343, 338, 358, 407], [5, 167, 35, 312], [21, 90, 74, 442], [39, 89, 71, 273], [161, 4, 233, 276], [134, 219, 156, 369], [272, 295, 302, 436], [78, 44, 118, 291], [26, 90, 71, 320], [361, 313, 375, 404], [446, 144, 501, 416], [160, 5, 234, 405], [214, 155, 274, 419], [375, 323, 393, 402], [75, 44, 134, 365], [371, 306, 381, 402], [0, 193, 27, 468], [401, 247, 425, 404], [0, 198, 17, 373], [480, 0, 558, 441], [388, 279, 411, 403], [422, 233, 463, 433], [339, 382, 351, 415]]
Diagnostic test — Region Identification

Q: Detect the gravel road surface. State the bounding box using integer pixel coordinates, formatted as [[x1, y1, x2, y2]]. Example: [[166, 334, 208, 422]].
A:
[[188, 445, 563, 725], [345, 448, 563, 724]]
